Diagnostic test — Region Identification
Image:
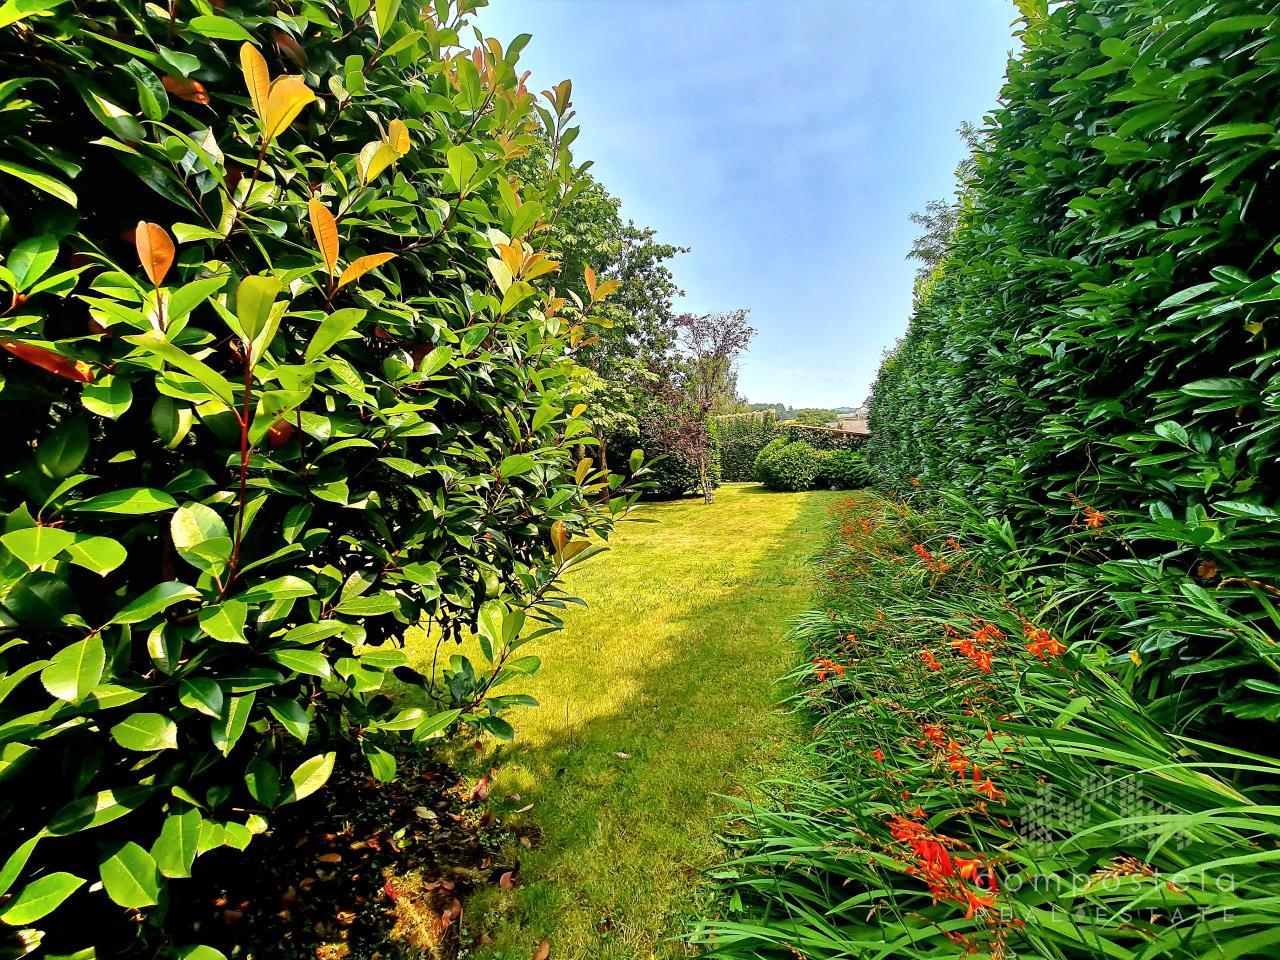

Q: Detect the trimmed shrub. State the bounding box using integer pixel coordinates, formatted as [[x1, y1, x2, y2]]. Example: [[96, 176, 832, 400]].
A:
[[0, 0, 632, 949], [712, 410, 778, 482], [866, 0, 1280, 729], [755, 439, 819, 492], [815, 450, 871, 490]]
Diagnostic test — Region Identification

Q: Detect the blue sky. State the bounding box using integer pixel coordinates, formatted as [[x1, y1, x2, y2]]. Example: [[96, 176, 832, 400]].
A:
[[476, 1, 1018, 408]]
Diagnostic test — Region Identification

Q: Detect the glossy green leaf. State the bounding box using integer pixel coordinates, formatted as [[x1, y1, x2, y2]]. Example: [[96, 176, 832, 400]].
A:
[[286, 752, 334, 802], [72, 486, 178, 515], [198, 600, 248, 644], [153, 807, 202, 878], [1, 525, 74, 569], [65, 535, 128, 575], [111, 712, 178, 751], [0, 871, 83, 925], [99, 841, 160, 908], [41, 635, 106, 701], [111, 581, 199, 625], [178, 678, 224, 718]]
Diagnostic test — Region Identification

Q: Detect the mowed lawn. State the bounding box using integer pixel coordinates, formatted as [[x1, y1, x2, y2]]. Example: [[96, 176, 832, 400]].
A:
[[423, 484, 842, 959]]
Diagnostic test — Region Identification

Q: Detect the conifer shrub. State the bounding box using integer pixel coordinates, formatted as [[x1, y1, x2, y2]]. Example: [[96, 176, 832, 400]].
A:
[[0, 0, 636, 949]]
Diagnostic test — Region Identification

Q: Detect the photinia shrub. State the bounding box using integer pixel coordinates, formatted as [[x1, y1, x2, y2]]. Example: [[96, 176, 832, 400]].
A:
[[0, 0, 639, 950]]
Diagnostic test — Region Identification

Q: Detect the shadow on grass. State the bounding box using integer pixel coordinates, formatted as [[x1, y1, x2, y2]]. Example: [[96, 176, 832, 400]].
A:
[[455, 488, 847, 960]]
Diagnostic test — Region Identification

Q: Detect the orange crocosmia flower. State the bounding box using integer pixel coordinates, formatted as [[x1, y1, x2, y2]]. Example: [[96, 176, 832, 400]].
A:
[[1083, 505, 1106, 528], [871, 748, 886, 763], [1024, 624, 1066, 660], [962, 888, 997, 919], [921, 650, 941, 671], [955, 856, 981, 882], [976, 778, 1005, 802], [983, 867, 999, 893]]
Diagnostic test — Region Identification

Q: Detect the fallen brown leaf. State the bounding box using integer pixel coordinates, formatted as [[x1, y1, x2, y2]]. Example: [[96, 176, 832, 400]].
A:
[[532, 938, 550, 960], [439, 897, 462, 931]]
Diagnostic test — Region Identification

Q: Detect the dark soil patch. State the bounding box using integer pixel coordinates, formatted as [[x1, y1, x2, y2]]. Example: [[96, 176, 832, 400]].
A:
[[163, 747, 521, 960]]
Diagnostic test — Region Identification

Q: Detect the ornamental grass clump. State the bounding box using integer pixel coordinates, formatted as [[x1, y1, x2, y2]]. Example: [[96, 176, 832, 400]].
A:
[[0, 0, 640, 951], [694, 493, 1280, 960]]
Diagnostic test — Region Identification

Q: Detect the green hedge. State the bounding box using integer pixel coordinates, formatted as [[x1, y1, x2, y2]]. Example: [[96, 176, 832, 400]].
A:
[[779, 423, 865, 452], [0, 0, 633, 950], [712, 410, 778, 482], [867, 0, 1280, 729], [645, 441, 721, 499]]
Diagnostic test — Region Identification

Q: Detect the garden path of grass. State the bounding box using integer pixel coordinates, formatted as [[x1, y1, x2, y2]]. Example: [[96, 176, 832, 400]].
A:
[[429, 484, 842, 960]]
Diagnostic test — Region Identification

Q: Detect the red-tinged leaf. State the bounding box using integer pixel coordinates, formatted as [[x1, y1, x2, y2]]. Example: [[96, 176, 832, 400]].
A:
[[135, 221, 174, 287], [161, 75, 209, 104], [337, 253, 395, 290], [499, 870, 516, 889], [274, 30, 308, 69], [583, 264, 596, 297], [468, 774, 490, 803], [308, 197, 339, 275], [2, 341, 95, 382]]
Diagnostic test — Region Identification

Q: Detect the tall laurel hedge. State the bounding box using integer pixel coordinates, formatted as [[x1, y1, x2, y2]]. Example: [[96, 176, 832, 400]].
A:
[[868, 0, 1280, 728], [0, 0, 634, 950], [712, 410, 777, 482]]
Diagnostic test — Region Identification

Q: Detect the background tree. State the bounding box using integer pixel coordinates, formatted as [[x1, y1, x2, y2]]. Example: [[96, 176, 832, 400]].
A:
[[788, 408, 840, 426], [674, 310, 755, 503], [906, 123, 982, 279]]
